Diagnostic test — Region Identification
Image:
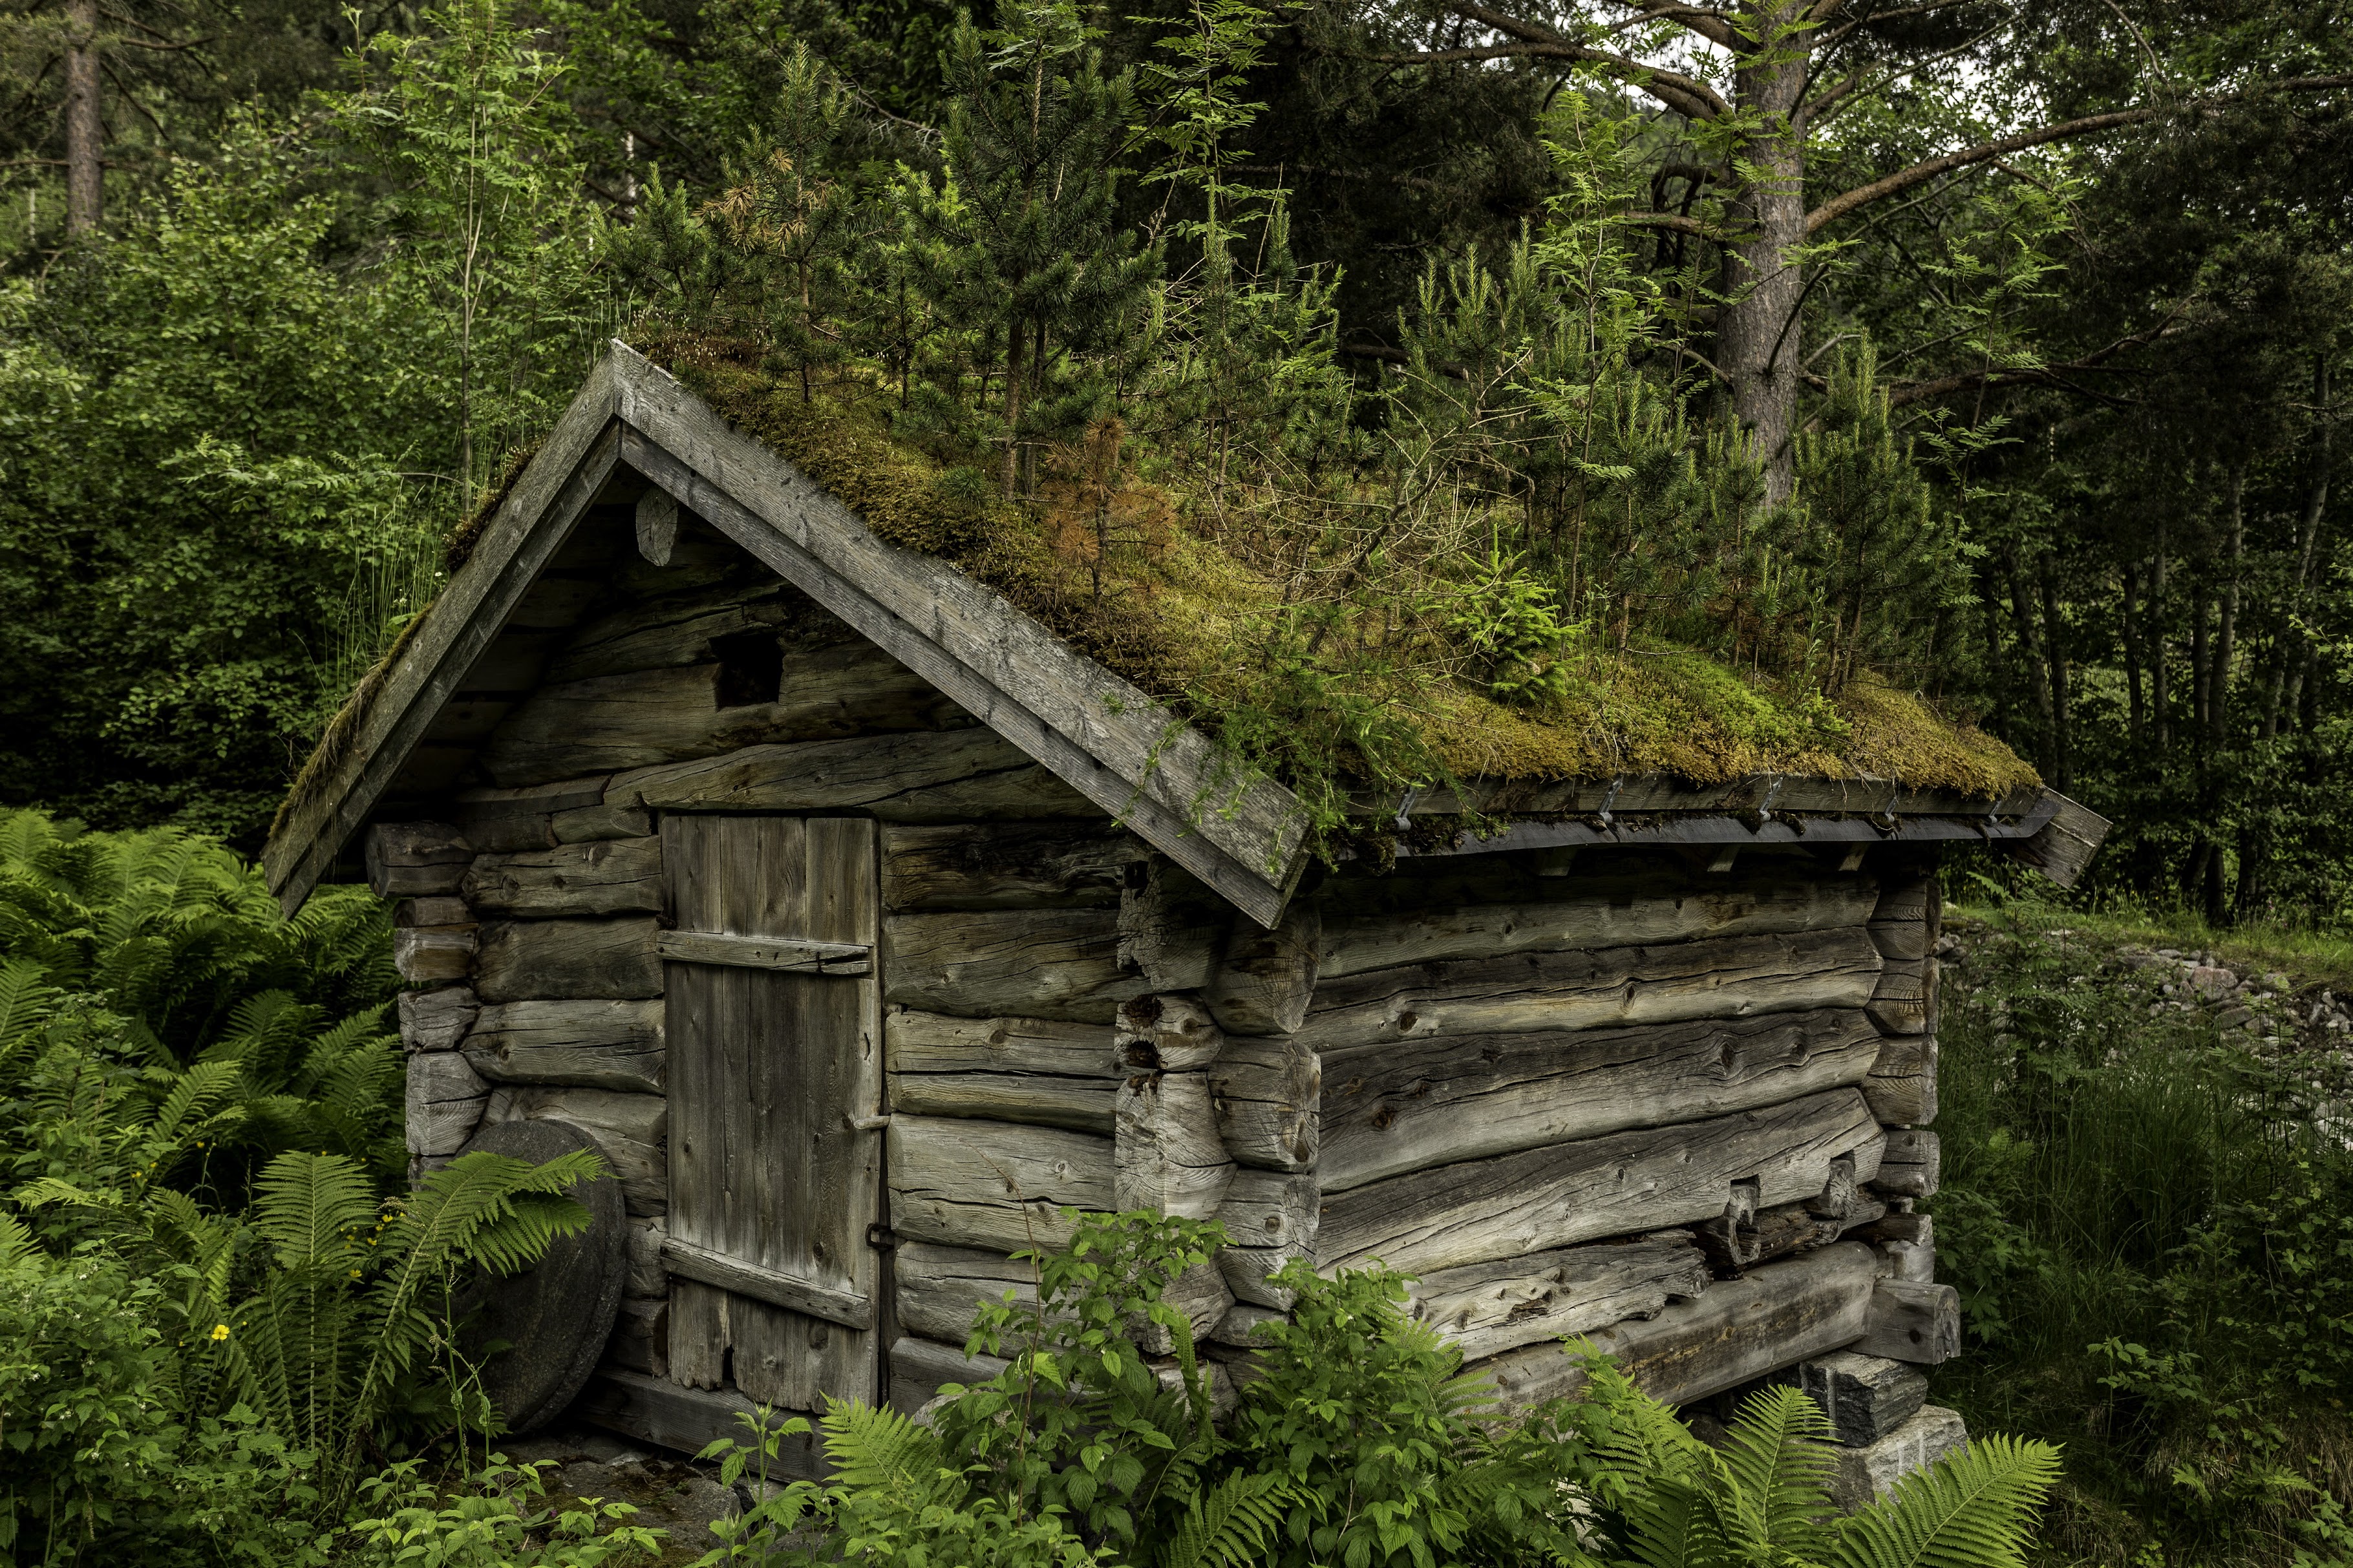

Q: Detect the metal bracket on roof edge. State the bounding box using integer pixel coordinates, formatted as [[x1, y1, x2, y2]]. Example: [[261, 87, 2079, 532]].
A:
[[1597, 776, 1624, 830], [1392, 787, 1421, 830]]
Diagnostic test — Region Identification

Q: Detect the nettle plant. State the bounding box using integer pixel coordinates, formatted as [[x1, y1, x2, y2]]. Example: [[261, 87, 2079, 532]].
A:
[[688, 1211, 2061, 1568]]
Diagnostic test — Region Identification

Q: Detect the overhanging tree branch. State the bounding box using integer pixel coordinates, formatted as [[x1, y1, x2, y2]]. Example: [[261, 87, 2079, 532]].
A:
[[1808, 75, 2353, 232]]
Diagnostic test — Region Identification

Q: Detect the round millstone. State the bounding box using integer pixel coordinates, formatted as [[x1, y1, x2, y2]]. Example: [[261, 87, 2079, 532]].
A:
[[453, 1117, 629, 1436]]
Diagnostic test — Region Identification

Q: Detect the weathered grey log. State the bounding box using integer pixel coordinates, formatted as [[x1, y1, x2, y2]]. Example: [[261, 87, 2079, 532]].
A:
[[1136, 1258, 1233, 1354], [553, 803, 654, 843], [463, 836, 665, 917], [1861, 1032, 1937, 1126], [1209, 1302, 1287, 1348], [1826, 1406, 1967, 1514], [2008, 792, 2111, 889], [577, 1369, 825, 1477], [605, 1297, 670, 1378], [463, 999, 665, 1091], [1114, 1069, 1235, 1220], [1855, 1279, 1959, 1364], [474, 916, 663, 1002], [634, 485, 678, 566], [1867, 874, 1935, 928], [1319, 874, 1880, 979], [1296, 928, 1883, 1052], [626, 1218, 666, 1298], [662, 1234, 873, 1330], [399, 985, 478, 1053], [888, 1116, 1114, 1252], [886, 1011, 1118, 1132], [895, 1243, 1039, 1344], [394, 925, 477, 984], [1206, 905, 1321, 1036], [545, 578, 793, 685], [1880, 1236, 1935, 1282], [1809, 1154, 1860, 1220], [1867, 920, 1930, 962], [1211, 1035, 1318, 1172], [1318, 1088, 1882, 1277], [394, 896, 471, 929], [1866, 957, 1937, 1035], [1799, 1350, 1930, 1446], [1471, 1241, 1879, 1411], [656, 930, 871, 975], [484, 1086, 668, 1215], [480, 644, 967, 787], [407, 1052, 490, 1156], [606, 728, 1101, 821], [1409, 1235, 1712, 1362], [1318, 1008, 1880, 1192], [1220, 1244, 1303, 1309], [367, 822, 471, 898], [1851, 1210, 1931, 1249], [1224, 1168, 1319, 1251], [882, 822, 1134, 911], [888, 1335, 1012, 1415], [1116, 994, 1224, 1071], [884, 908, 1139, 1022], [452, 785, 609, 855], [1869, 1130, 1939, 1199], [1118, 858, 1228, 993]]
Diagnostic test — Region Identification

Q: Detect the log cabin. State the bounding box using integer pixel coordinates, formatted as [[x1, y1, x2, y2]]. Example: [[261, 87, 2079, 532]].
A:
[[262, 342, 2109, 1477]]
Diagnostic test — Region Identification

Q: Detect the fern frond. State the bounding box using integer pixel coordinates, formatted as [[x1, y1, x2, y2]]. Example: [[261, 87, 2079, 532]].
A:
[[0, 1210, 37, 1265], [1829, 1434, 2063, 1568], [0, 957, 59, 1051], [820, 1398, 948, 1496], [1159, 1472, 1301, 1568], [254, 1150, 379, 1272], [1718, 1384, 1836, 1556], [149, 1057, 248, 1145]]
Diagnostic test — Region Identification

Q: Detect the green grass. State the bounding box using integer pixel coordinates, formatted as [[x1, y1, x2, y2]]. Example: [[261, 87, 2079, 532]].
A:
[[1927, 900, 2353, 1567]]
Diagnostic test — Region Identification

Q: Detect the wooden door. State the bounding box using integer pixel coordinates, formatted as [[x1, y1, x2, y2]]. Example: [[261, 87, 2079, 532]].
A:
[[660, 815, 884, 1410]]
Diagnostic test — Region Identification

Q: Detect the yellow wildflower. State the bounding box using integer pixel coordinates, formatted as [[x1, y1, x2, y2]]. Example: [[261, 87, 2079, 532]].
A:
[[209, 1323, 231, 1341]]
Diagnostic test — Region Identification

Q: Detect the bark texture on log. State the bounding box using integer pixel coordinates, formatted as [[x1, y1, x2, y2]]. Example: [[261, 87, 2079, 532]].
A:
[[1316, 1088, 1882, 1276], [1317, 1007, 1880, 1191]]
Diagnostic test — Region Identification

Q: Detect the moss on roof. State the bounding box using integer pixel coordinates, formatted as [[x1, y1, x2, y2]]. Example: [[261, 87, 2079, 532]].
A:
[[654, 335, 2038, 807]]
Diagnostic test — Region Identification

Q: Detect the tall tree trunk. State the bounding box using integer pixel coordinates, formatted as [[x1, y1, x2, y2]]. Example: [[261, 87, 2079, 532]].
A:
[[1978, 562, 2011, 741], [2215, 470, 2244, 745], [1714, 2, 1808, 503], [63, 0, 101, 234], [2122, 558, 2145, 743], [2264, 358, 2331, 739], [2005, 547, 2054, 774], [2038, 554, 2071, 791], [2190, 585, 2211, 740], [2150, 522, 2169, 748]]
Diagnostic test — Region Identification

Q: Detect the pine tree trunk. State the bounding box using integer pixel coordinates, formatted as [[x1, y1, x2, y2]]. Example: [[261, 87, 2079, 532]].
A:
[[2038, 555, 2071, 791], [2150, 525, 2169, 748], [63, 0, 101, 234], [1714, 3, 1808, 503], [2122, 559, 2144, 742]]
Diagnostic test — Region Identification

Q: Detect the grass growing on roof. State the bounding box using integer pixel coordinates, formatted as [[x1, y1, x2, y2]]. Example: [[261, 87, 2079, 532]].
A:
[[656, 337, 2039, 822]]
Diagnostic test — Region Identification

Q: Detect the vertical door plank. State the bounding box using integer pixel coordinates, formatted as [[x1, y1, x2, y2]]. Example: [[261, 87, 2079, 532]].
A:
[[668, 1278, 729, 1390]]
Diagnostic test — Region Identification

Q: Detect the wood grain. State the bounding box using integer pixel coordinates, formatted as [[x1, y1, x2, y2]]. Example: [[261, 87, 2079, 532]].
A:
[[885, 1010, 1118, 1132], [1317, 1007, 1881, 1192], [1296, 927, 1884, 1052], [1470, 1241, 1879, 1410], [463, 998, 663, 1090], [1209, 1035, 1318, 1172], [463, 836, 664, 916], [473, 916, 662, 1002], [882, 821, 1136, 911], [1409, 1234, 1712, 1362], [887, 1115, 1114, 1252], [1317, 1088, 1884, 1277], [883, 907, 1140, 1022], [608, 728, 1101, 821]]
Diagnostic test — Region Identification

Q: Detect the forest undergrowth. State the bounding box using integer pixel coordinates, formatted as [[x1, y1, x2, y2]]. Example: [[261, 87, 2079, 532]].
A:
[[1932, 889, 2353, 1567]]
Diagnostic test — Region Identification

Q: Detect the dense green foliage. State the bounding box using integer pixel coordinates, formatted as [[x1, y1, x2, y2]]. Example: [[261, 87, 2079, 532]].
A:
[[0, 808, 619, 1563], [1930, 896, 2353, 1564], [689, 1209, 2061, 1567]]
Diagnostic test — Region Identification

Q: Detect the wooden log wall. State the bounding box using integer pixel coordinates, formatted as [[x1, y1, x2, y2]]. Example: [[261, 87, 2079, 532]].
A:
[[381, 538, 1114, 1417], [379, 512, 1957, 1420]]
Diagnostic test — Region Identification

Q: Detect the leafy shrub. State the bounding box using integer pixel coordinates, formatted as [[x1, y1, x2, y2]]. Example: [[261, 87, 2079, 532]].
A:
[[695, 1211, 2061, 1568]]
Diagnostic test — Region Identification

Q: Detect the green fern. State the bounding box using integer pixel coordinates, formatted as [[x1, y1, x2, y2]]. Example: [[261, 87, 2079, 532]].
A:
[[1158, 1471, 1301, 1568], [820, 1398, 948, 1495], [1829, 1434, 2061, 1568]]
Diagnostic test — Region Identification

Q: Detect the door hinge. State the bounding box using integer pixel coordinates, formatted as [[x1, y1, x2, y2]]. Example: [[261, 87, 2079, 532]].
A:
[[866, 1224, 899, 1251]]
